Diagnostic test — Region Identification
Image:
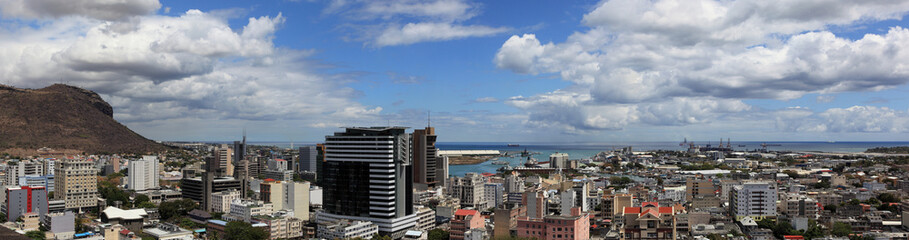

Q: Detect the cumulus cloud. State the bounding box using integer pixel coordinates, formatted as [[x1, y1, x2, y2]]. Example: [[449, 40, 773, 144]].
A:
[[0, 0, 162, 20], [0, 8, 382, 139], [375, 22, 507, 47], [494, 0, 909, 133], [325, 0, 509, 47], [776, 106, 909, 133]]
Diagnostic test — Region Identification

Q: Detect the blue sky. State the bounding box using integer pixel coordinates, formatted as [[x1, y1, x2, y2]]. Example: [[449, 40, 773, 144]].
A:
[[3, 0, 909, 142]]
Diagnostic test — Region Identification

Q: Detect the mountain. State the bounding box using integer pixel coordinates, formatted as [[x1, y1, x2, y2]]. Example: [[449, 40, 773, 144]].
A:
[[0, 84, 167, 154]]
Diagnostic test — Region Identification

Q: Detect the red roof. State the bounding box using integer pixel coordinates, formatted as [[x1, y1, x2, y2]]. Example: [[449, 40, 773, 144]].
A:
[[481, 173, 495, 177], [623, 207, 641, 214], [641, 202, 658, 207], [658, 207, 673, 214], [120, 229, 131, 235], [783, 236, 804, 240], [264, 178, 276, 182], [455, 209, 479, 216], [640, 209, 658, 217]]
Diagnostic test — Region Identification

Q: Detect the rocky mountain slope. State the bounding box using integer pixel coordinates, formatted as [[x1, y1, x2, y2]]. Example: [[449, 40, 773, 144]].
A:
[[0, 84, 167, 154]]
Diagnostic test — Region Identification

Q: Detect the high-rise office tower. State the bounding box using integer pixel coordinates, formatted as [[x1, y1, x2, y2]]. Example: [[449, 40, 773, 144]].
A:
[[207, 144, 234, 177], [316, 127, 417, 238], [128, 156, 159, 191], [233, 134, 247, 164], [54, 159, 98, 211], [412, 127, 440, 189], [298, 146, 318, 173]]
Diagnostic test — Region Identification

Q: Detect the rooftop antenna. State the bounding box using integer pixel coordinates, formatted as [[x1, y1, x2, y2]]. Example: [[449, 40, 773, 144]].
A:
[[242, 127, 247, 145], [428, 110, 431, 127]]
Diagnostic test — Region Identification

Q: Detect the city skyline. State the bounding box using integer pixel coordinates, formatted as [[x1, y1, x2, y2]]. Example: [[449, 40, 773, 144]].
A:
[[3, 0, 909, 142]]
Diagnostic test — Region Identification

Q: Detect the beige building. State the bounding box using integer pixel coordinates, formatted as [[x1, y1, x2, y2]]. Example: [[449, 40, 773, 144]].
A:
[[282, 181, 310, 221], [613, 194, 634, 216], [211, 189, 241, 213], [831, 175, 847, 187], [449, 173, 487, 210], [255, 212, 304, 240], [416, 205, 436, 232], [686, 179, 715, 202], [54, 158, 99, 210], [228, 199, 274, 222], [780, 193, 818, 219]]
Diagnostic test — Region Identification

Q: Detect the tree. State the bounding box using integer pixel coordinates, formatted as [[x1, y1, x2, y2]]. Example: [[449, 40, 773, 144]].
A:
[[428, 229, 450, 240], [25, 230, 45, 240], [159, 199, 197, 220], [878, 193, 899, 203], [371, 234, 393, 240], [831, 222, 853, 237], [134, 194, 150, 204], [223, 221, 268, 240], [803, 220, 826, 240]]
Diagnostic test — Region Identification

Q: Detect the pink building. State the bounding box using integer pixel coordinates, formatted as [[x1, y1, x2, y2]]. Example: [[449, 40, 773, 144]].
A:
[[517, 208, 590, 240], [451, 209, 484, 240]]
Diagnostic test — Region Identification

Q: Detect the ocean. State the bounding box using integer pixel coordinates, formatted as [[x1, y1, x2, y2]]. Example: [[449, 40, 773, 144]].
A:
[[242, 141, 909, 177]]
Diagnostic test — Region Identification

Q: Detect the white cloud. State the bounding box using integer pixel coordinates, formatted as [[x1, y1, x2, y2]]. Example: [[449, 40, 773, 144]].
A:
[[494, 0, 909, 133], [473, 97, 498, 103], [358, 0, 476, 21], [816, 95, 835, 103], [0, 8, 383, 139], [375, 22, 507, 47], [776, 106, 909, 133], [324, 0, 508, 47], [0, 0, 162, 20]]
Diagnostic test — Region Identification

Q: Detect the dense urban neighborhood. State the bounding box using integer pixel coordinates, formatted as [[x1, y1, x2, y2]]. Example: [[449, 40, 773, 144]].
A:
[[2, 126, 909, 240]]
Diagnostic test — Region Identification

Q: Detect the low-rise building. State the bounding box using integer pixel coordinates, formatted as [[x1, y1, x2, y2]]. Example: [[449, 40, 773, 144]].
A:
[[779, 193, 818, 219], [317, 220, 379, 240], [516, 207, 590, 240], [101, 207, 148, 233], [211, 189, 241, 214], [620, 202, 675, 240], [227, 199, 273, 222], [43, 211, 75, 240], [416, 206, 436, 232], [451, 209, 483, 240], [143, 223, 193, 240], [253, 211, 304, 240]]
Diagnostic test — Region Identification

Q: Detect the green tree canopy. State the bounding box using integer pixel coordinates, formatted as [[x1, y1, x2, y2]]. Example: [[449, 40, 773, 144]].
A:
[[831, 222, 853, 237], [428, 229, 450, 240], [223, 221, 268, 240], [25, 230, 45, 240]]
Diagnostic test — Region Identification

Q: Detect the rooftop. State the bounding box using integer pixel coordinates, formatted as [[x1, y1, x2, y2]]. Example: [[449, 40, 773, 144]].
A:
[[102, 207, 147, 220]]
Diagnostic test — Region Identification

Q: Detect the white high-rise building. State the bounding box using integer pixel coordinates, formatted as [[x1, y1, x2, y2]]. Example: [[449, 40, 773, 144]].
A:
[[7, 160, 45, 185], [730, 181, 778, 221], [128, 156, 159, 191]]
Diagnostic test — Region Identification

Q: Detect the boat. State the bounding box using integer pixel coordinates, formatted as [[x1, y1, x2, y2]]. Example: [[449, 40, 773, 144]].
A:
[[524, 156, 538, 167], [507, 144, 520, 147], [737, 145, 746, 147], [491, 161, 509, 165]]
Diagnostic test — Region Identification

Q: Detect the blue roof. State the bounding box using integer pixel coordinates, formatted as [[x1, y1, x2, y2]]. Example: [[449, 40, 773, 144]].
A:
[[194, 229, 206, 233], [207, 219, 228, 226]]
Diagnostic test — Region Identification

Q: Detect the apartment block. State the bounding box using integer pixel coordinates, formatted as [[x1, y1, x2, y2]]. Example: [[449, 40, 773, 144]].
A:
[[54, 158, 98, 211]]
